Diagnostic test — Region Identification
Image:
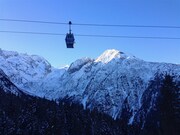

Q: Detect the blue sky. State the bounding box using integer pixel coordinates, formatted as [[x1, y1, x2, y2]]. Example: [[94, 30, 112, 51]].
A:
[[0, 0, 180, 67]]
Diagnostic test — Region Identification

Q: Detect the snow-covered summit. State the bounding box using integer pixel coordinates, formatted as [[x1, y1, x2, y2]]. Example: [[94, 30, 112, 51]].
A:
[[95, 49, 136, 63]]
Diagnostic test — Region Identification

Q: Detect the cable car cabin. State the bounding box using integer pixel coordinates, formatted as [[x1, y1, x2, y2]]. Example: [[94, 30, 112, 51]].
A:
[[65, 33, 75, 48]]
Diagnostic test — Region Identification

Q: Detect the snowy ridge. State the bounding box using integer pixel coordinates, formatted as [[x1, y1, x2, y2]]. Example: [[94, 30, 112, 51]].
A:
[[68, 57, 93, 73], [0, 48, 53, 89], [0, 48, 179, 121]]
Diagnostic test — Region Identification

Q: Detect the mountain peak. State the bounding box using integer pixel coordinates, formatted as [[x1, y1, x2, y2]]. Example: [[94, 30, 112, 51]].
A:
[[95, 49, 135, 63]]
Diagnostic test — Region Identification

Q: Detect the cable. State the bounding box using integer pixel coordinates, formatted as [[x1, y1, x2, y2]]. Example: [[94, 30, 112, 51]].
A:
[[0, 30, 65, 36], [75, 34, 180, 40], [73, 23, 180, 29], [1, 30, 180, 40], [1, 18, 180, 29], [0, 18, 67, 25]]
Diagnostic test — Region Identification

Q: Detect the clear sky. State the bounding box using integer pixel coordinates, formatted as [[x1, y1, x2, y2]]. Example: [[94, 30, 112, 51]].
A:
[[0, 0, 180, 67]]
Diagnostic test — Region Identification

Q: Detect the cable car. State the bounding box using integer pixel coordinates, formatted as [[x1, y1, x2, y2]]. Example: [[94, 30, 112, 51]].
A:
[[65, 21, 75, 48]]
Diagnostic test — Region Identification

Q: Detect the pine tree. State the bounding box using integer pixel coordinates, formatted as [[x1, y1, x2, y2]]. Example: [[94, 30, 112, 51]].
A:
[[159, 74, 180, 135]]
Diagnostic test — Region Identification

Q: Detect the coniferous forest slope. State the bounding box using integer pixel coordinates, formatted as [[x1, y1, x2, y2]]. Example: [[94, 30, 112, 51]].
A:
[[0, 88, 122, 135]]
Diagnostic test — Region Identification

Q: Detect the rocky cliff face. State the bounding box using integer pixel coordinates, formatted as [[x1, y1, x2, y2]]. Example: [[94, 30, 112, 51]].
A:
[[0, 68, 22, 95]]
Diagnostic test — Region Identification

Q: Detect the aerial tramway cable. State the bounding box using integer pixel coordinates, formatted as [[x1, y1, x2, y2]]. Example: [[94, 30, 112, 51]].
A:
[[1, 18, 180, 29]]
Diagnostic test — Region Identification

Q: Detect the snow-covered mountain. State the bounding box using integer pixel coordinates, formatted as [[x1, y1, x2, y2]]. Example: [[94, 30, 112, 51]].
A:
[[0, 48, 52, 89], [0, 48, 179, 122]]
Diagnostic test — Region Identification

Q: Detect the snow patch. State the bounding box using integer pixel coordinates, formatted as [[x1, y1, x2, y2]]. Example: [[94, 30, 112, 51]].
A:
[[82, 96, 88, 109], [128, 109, 135, 125]]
